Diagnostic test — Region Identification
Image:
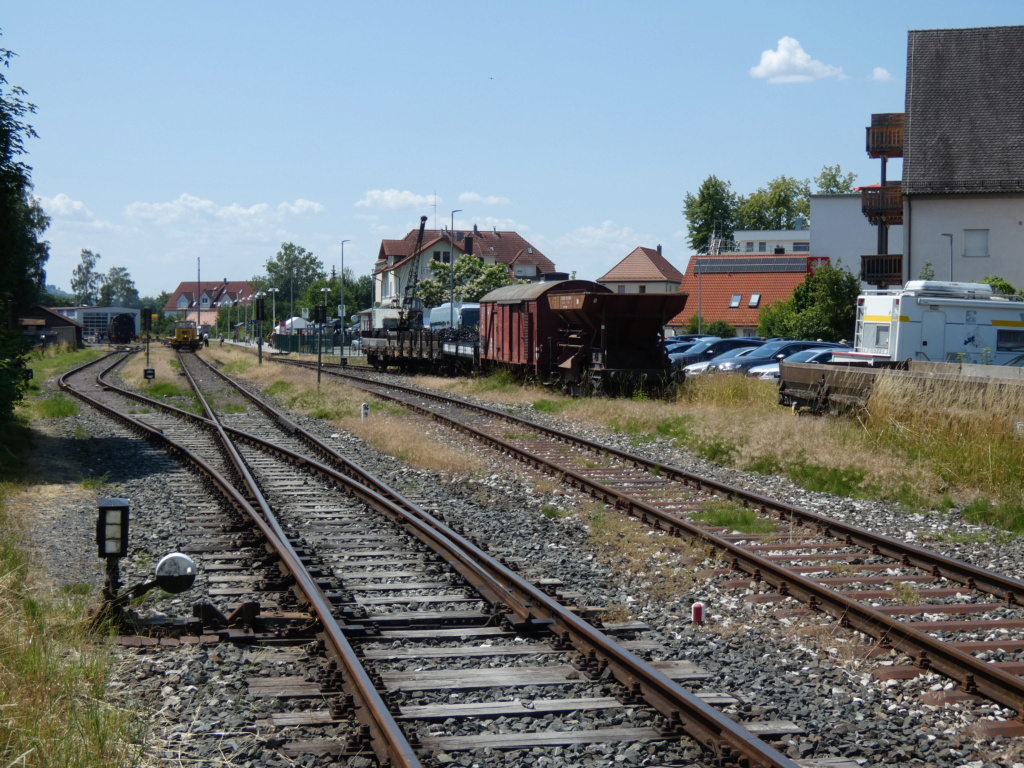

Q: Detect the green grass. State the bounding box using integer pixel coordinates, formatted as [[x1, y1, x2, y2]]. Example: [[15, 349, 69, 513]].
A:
[[0, 484, 144, 768], [37, 394, 80, 419], [265, 380, 294, 396], [146, 381, 188, 398], [533, 399, 573, 414], [465, 367, 521, 394], [961, 498, 1024, 534], [541, 505, 566, 518], [690, 502, 778, 534], [80, 472, 110, 490]]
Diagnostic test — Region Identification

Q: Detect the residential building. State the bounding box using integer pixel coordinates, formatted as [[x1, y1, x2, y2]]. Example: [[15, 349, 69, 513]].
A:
[[731, 229, 811, 255], [810, 193, 902, 282], [862, 25, 1024, 288], [164, 280, 253, 326], [374, 225, 555, 306], [596, 246, 685, 294], [667, 254, 829, 336], [23, 305, 84, 347]]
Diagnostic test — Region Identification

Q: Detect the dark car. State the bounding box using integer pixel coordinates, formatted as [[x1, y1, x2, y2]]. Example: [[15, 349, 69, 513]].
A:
[[669, 337, 765, 370], [706, 340, 848, 374]]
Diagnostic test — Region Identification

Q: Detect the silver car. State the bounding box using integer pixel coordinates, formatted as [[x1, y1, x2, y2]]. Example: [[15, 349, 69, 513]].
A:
[[682, 346, 760, 377], [748, 347, 839, 380]]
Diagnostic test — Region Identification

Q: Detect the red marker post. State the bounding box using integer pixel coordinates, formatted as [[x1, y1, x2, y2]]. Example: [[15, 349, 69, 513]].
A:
[[691, 601, 704, 624]]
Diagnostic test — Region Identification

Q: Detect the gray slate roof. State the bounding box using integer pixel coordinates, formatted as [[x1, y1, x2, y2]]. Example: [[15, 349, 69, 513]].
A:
[[905, 25, 1024, 194]]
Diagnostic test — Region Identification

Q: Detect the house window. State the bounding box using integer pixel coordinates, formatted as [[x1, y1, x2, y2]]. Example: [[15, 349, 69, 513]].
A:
[[745, 241, 754, 252], [758, 242, 767, 252], [748, 293, 761, 308], [443, 250, 451, 264], [617, 285, 626, 293], [964, 229, 989, 257], [639, 285, 646, 294], [433, 250, 441, 261], [793, 242, 810, 252], [729, 294, 741, 308]]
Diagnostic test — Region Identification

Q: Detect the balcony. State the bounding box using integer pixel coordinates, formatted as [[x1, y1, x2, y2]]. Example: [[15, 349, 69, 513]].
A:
[[861, 254, 903, 288], [861, 183, 903, 225], [866, 113, 904, 158]]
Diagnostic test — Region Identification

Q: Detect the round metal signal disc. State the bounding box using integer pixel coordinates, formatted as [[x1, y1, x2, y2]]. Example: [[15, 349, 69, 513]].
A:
[[154, 552, 197, 594]]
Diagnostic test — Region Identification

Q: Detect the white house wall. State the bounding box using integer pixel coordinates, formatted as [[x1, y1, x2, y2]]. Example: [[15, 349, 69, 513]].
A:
[[903, 194, 1024, 285], [810, 194, 903, 281]]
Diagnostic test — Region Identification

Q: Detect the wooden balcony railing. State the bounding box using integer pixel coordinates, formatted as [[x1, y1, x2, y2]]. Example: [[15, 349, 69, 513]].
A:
[[861, 184, 903, 225], [866, 113, 904, 158], [861, 254, 903, 288]]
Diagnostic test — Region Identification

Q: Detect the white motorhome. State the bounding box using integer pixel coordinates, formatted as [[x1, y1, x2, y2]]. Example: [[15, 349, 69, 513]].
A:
[[837, 280, 1024, 365]]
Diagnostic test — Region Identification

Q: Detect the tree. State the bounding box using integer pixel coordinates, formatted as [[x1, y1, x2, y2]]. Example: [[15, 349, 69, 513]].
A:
[[682, 175, 737, 254], [140, 291, 174, 335], [736, 175, 811, 230], [684, 314, 736, 338], [757, 262, 861, 342], [815, 164, 857, 194], [0, 40, 48, 419], [256, 243, 325, 317], [97, 266, 140, 307], [71, 249, 102, 305], [417, 255, 516, 308], [981, 275, 1018, 295], [917, 262, 936, 280]]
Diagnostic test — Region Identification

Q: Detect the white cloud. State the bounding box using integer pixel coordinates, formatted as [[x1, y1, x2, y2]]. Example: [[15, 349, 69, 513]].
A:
[[872, 67, 892, 82], [459, 191, 511, 206], [554, 220, 643, 251], [122, 193, 323, 231], [38, 193, 94, 219], [750, 37, 844, 83], [355, 189, 436, 209], [277, 199, 325, 216]]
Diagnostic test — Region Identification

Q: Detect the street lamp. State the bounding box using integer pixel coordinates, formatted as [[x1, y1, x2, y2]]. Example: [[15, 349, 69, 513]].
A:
[[266, 287, 279, 331], [941, 233, 953, 281], [340, 239, 351, 357], [450, 209, 462, 327]]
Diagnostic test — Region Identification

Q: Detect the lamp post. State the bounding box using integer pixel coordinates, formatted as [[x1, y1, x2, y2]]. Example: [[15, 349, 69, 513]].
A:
[[267, 287, 279, 332], [941, 233, 953, 281], [340, 239, 350, 353], [450, 209, 462, 327]]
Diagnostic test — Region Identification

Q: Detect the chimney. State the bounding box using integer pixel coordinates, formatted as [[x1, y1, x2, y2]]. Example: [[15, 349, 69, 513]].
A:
[[657, 244, 662, 255], [473, 224, 479, 235]]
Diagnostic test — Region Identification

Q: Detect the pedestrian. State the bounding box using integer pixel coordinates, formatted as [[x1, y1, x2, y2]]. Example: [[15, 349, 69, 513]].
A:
[[203, 332, 209, 348]]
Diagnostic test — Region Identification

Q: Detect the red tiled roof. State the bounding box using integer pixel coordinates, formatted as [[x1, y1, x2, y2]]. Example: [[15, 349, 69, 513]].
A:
[[668, 254, 822, 327], [376, 228, 555, 275], [597, 247, 685, 283], [164, 280, 254, 312]]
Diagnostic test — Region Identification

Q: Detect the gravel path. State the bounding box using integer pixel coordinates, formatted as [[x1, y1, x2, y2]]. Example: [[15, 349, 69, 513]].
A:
[[13, 364, 1024, 767]]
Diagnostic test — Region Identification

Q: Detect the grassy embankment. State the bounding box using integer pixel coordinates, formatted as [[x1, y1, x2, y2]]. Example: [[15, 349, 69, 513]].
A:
[[0, 343, 143, 768]]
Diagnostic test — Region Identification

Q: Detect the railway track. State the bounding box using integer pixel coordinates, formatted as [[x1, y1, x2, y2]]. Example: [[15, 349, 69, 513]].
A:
[[267, 356, 1024, 736], [55, 351, 833, 767]]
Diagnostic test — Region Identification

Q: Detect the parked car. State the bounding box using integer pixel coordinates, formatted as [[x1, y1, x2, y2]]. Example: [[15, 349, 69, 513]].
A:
[[747, 347, 841, 380], [706, 340, 848, 374], [669, 337, 765, 370], [681, 346, 761, 377]]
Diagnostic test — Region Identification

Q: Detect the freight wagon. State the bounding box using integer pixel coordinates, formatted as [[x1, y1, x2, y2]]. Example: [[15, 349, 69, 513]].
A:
[[362, 279, 687, 394]]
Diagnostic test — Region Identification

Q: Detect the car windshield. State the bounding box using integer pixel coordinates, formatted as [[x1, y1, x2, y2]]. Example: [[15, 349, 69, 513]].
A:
[[741, 341, 790, 360], [683, 339, 719, 355], [712, 346, 757, 361], [785, 348, 831, 363]]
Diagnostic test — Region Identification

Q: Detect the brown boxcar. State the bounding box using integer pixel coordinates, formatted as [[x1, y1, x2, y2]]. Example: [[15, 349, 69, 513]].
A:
[[480, 280, 687, 392]]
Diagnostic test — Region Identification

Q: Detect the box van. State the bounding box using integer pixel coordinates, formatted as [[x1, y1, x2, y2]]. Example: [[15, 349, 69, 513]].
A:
[[837, 280, 1024, 365]]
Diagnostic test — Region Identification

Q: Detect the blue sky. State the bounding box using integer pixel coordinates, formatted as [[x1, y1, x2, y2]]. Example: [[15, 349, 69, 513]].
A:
[[4, 2, 1022, 299]]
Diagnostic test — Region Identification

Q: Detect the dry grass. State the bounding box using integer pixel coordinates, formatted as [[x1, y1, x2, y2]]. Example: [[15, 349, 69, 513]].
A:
[[205, 347, 489, 477], [573, 501, 713, 616], [867, 371, 1024, 510]]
